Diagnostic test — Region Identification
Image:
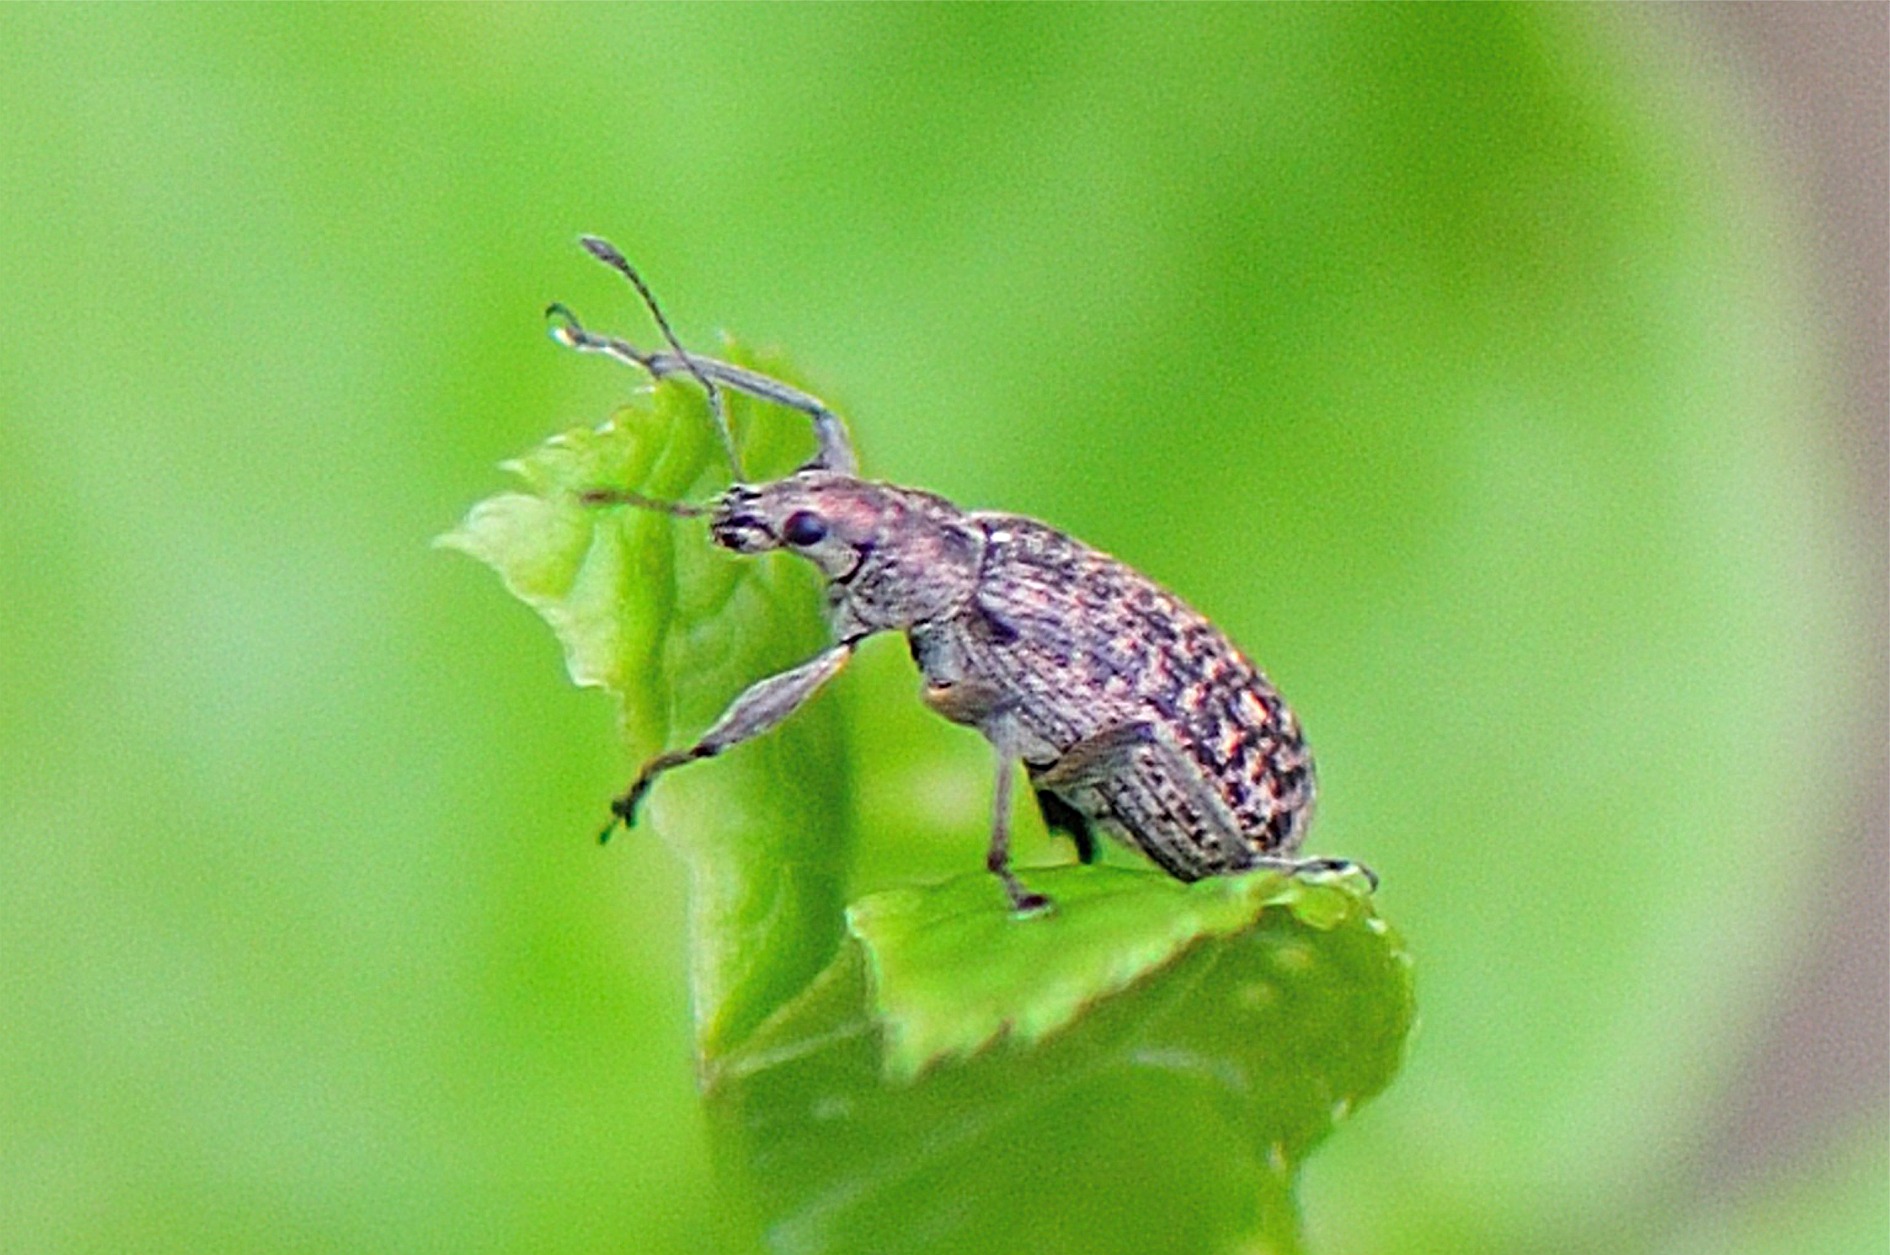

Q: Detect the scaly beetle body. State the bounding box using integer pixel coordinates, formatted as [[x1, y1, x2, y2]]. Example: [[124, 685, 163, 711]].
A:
[[551, 237, 1357, 913]]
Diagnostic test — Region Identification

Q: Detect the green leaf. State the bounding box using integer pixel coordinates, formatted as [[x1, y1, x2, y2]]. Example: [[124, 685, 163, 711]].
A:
[[709, 865, 1412, 1255], [439, 348, 853, 1058], [848, 863, 1383, 1081]]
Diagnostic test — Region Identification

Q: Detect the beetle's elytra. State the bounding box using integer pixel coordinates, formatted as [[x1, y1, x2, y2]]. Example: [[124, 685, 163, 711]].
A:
[[550, 236, 1367, 913]]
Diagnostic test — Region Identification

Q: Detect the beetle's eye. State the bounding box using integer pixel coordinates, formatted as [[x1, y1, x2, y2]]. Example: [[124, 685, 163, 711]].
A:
[[782, 510, 828, 547]]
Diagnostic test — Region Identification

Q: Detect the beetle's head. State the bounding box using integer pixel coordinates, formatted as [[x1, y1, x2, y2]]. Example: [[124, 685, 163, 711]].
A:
[[710, 471, 984, 626], [709, 471, 893, 579]]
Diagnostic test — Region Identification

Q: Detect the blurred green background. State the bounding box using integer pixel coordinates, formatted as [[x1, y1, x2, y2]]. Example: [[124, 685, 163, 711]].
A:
[[2, 6, 1882, 1254]]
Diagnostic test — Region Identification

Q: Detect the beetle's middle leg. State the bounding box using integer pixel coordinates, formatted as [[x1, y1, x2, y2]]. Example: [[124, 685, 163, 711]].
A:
[[919, 677, 1051, 914], [601, 639, 857, 841], [988, 745, 1050, 915]]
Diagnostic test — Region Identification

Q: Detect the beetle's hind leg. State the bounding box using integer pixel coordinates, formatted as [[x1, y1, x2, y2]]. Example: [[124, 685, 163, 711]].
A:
[[1033, 788, 1097, 865], [1035, 720, 1263, 879], [1239, 853, 1380, 891], [1035, 723, 1375, 889]]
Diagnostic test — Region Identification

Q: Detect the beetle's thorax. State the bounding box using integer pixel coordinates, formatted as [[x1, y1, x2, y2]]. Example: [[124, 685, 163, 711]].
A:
[[710, 471, 984, 633]]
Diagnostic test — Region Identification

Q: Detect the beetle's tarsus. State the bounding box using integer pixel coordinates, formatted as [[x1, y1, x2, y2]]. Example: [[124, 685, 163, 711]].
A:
[[598, 775, 656, 845], [997, 867, 1051, 917], [617, 776, 655, 823], [1314, 858, 1379, 891], [1251, 854, 1378, 891], [1009, 890, 1052, 917]]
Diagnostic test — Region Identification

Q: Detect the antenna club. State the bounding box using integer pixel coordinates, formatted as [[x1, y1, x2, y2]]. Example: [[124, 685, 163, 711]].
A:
[[544, 302, 581, 348], [571, 234, 742, 482], [580, 234, 630, 271]]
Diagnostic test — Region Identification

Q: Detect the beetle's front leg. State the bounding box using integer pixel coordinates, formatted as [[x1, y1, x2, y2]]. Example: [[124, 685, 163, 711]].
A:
[[601, 639, 858, 840]]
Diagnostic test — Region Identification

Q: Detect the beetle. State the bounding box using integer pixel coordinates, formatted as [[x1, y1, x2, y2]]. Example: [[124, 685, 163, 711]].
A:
[[548, 236, 1365, 913]]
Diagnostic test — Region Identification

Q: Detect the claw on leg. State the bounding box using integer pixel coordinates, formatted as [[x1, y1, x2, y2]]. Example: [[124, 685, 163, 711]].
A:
[[593, 640, 857, 847], [599, 748, 696, 843], [1246, 853, 1379, 891], [986, 831, 1049, 914], [1293, 856, 1378, 891]]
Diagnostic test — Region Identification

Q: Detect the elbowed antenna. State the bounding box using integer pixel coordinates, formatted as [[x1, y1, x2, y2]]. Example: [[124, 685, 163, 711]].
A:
[[575, 236, 741, 481], [546, 239, 861, 479]]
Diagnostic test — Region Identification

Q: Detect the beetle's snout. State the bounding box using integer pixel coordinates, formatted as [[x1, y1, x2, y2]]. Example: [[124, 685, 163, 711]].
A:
[[708, 488, 777, 554]]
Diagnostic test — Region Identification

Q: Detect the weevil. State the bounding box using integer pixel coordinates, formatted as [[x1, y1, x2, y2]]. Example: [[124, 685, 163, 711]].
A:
[[548, 236, 1366, 913]]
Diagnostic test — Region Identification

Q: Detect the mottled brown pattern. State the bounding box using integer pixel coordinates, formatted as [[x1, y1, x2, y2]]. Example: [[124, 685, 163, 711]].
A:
[[911, 513, 1315, 881]]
